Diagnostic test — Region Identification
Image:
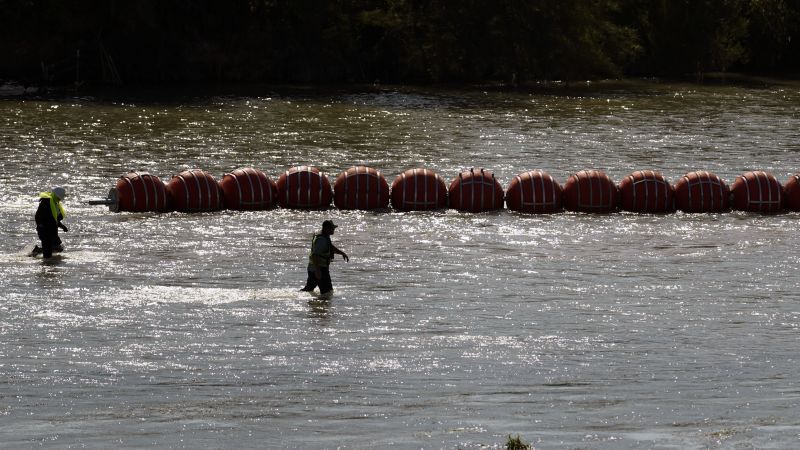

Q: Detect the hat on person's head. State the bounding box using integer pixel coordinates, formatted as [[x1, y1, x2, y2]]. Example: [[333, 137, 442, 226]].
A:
[[322, 220, 337, 229], [52, 187, 66, 200]]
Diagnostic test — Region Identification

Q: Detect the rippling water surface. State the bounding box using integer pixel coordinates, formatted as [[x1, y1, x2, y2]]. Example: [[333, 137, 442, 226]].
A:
[[1, 81, 800, 448]]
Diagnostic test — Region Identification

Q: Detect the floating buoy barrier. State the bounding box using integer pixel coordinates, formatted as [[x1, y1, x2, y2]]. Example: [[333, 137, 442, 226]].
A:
[[390, 168, 448, 211], [115, 172, 171, 213], [333, 166, 390, 210], [88, 166, 800, 215], [563, 170, 618, 213], [219, 167, 277, 210], [166, 169, 223, 213], [448, 168, 504, 212], [276, 166, 332, 209], [619, 170, 675, 213], [505, 170, 562, 213], [87, 171, 171, 213], [731, 170, 783, 214], [785, 173, 800, 212], [674, 171, 729, 213]]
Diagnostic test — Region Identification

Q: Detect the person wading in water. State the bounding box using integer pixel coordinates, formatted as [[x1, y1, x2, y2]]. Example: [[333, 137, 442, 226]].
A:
[[33, 186, 69, 258], [300, 220, 349, 297]]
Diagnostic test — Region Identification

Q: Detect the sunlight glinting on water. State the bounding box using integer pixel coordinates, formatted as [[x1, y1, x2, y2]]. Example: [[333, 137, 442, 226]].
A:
[[2, 82, 800, 447]]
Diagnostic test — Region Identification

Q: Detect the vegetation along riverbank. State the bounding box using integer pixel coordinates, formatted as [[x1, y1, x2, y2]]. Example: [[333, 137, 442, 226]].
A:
[[1, 0, 798, 91]]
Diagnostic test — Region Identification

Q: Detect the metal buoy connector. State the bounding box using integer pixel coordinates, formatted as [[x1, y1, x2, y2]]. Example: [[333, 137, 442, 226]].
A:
[[86, 188, 119, 212]]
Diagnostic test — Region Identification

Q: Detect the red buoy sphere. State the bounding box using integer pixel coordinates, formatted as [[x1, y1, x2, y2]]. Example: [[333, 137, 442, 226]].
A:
[[219, 167, 277, 210], [563, 170, 618, 213], [390, 168, 447, 211], [448, 168, 504, 212], [276, 166, 332, 209], [333, 166, 390, 210], [113, 172, 171, 213], [506, 170, 562, 213], [731, 171, 783, 213], [166, 169, 223, 213], [618, 170, 675, 213], [674, 171, 729, 213], [785, 173, 800, 212]]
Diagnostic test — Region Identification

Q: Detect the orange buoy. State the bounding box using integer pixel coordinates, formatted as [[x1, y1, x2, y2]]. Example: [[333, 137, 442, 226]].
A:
[[333, 166, 390, 210], [785, 173, 800, 212], [448, 168, 504, 212], [674, 171, 729, 213], [731, 171, 783, 213], [166, 169, 223, 212], [506, 170, 562, 213], [563, 170, 618, 213], [219, 167, 277, 210], [276, 166, 332, 209], [618, 170, 674, 213], [112, 172, 171, 213], [390, 168, 447, 211]]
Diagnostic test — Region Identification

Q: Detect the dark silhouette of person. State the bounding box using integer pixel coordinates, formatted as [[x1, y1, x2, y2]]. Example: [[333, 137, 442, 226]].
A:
[[300, 220, 349, 296], [34, 187, 68, 258]]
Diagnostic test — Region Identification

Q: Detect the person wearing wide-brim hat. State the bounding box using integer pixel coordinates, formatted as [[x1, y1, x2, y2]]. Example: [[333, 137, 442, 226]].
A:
[[300, 220, 349, 296], [34, 186, 69, 258]]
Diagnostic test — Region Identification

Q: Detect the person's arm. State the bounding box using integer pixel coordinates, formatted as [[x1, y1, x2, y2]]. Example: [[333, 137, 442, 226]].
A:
[[56, 201, 68, 231], [330, 243, 349, 262]]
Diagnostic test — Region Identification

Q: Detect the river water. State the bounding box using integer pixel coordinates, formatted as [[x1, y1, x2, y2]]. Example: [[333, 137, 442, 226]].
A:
[[1, 81, 799, 449]]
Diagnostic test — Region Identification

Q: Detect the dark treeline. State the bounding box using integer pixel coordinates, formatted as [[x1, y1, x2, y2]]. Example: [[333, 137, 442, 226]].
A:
[[1, 0, 798, 87]]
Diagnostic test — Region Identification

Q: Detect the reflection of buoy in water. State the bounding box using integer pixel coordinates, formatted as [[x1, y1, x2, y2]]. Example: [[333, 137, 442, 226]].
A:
[[731, 171, 783, 213], [276, 166, 332, 209], [219, 167, 277, 210], [784, 173, 800, 212], [333, 166, 390, 210], [448, 168, 504, 212], [113, 172, 170, 213], [505, 170, 562, 213], [390, 168, 448, 211], [674, 171, 729, 213], [563, 170, 617, 213], [166, 169, 223, 212], [619, 170, 674, 213]]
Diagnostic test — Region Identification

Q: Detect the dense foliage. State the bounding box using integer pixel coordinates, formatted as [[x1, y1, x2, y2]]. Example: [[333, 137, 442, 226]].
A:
[[1, 0, 798, 86]]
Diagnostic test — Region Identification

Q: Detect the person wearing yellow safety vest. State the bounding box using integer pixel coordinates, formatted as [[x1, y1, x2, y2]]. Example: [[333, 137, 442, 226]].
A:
[[34, 187, 69, 258], [300, 220, 349, 296]]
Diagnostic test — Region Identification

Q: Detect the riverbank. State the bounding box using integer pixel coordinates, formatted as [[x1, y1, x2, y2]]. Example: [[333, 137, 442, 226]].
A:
[[3, 73, 799, 102]]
